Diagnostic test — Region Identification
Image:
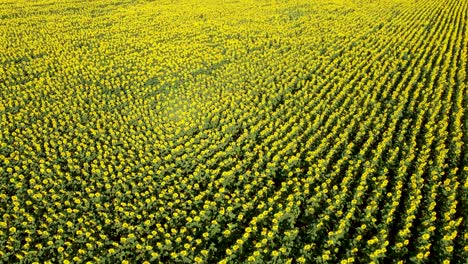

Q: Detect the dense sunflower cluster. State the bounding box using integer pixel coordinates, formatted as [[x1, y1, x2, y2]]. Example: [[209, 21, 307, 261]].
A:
[[0, 0, 467, 263]]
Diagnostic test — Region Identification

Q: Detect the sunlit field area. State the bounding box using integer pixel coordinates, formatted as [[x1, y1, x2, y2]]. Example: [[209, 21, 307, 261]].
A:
[[0, 0, 467, 263]]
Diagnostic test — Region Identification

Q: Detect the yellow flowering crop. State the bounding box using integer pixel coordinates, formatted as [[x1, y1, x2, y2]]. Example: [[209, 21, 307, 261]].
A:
[[0, 0, 466, 263]]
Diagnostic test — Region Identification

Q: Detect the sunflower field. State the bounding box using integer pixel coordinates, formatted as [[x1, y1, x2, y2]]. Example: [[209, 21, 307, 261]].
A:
[[0, 0, 467, 263]]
